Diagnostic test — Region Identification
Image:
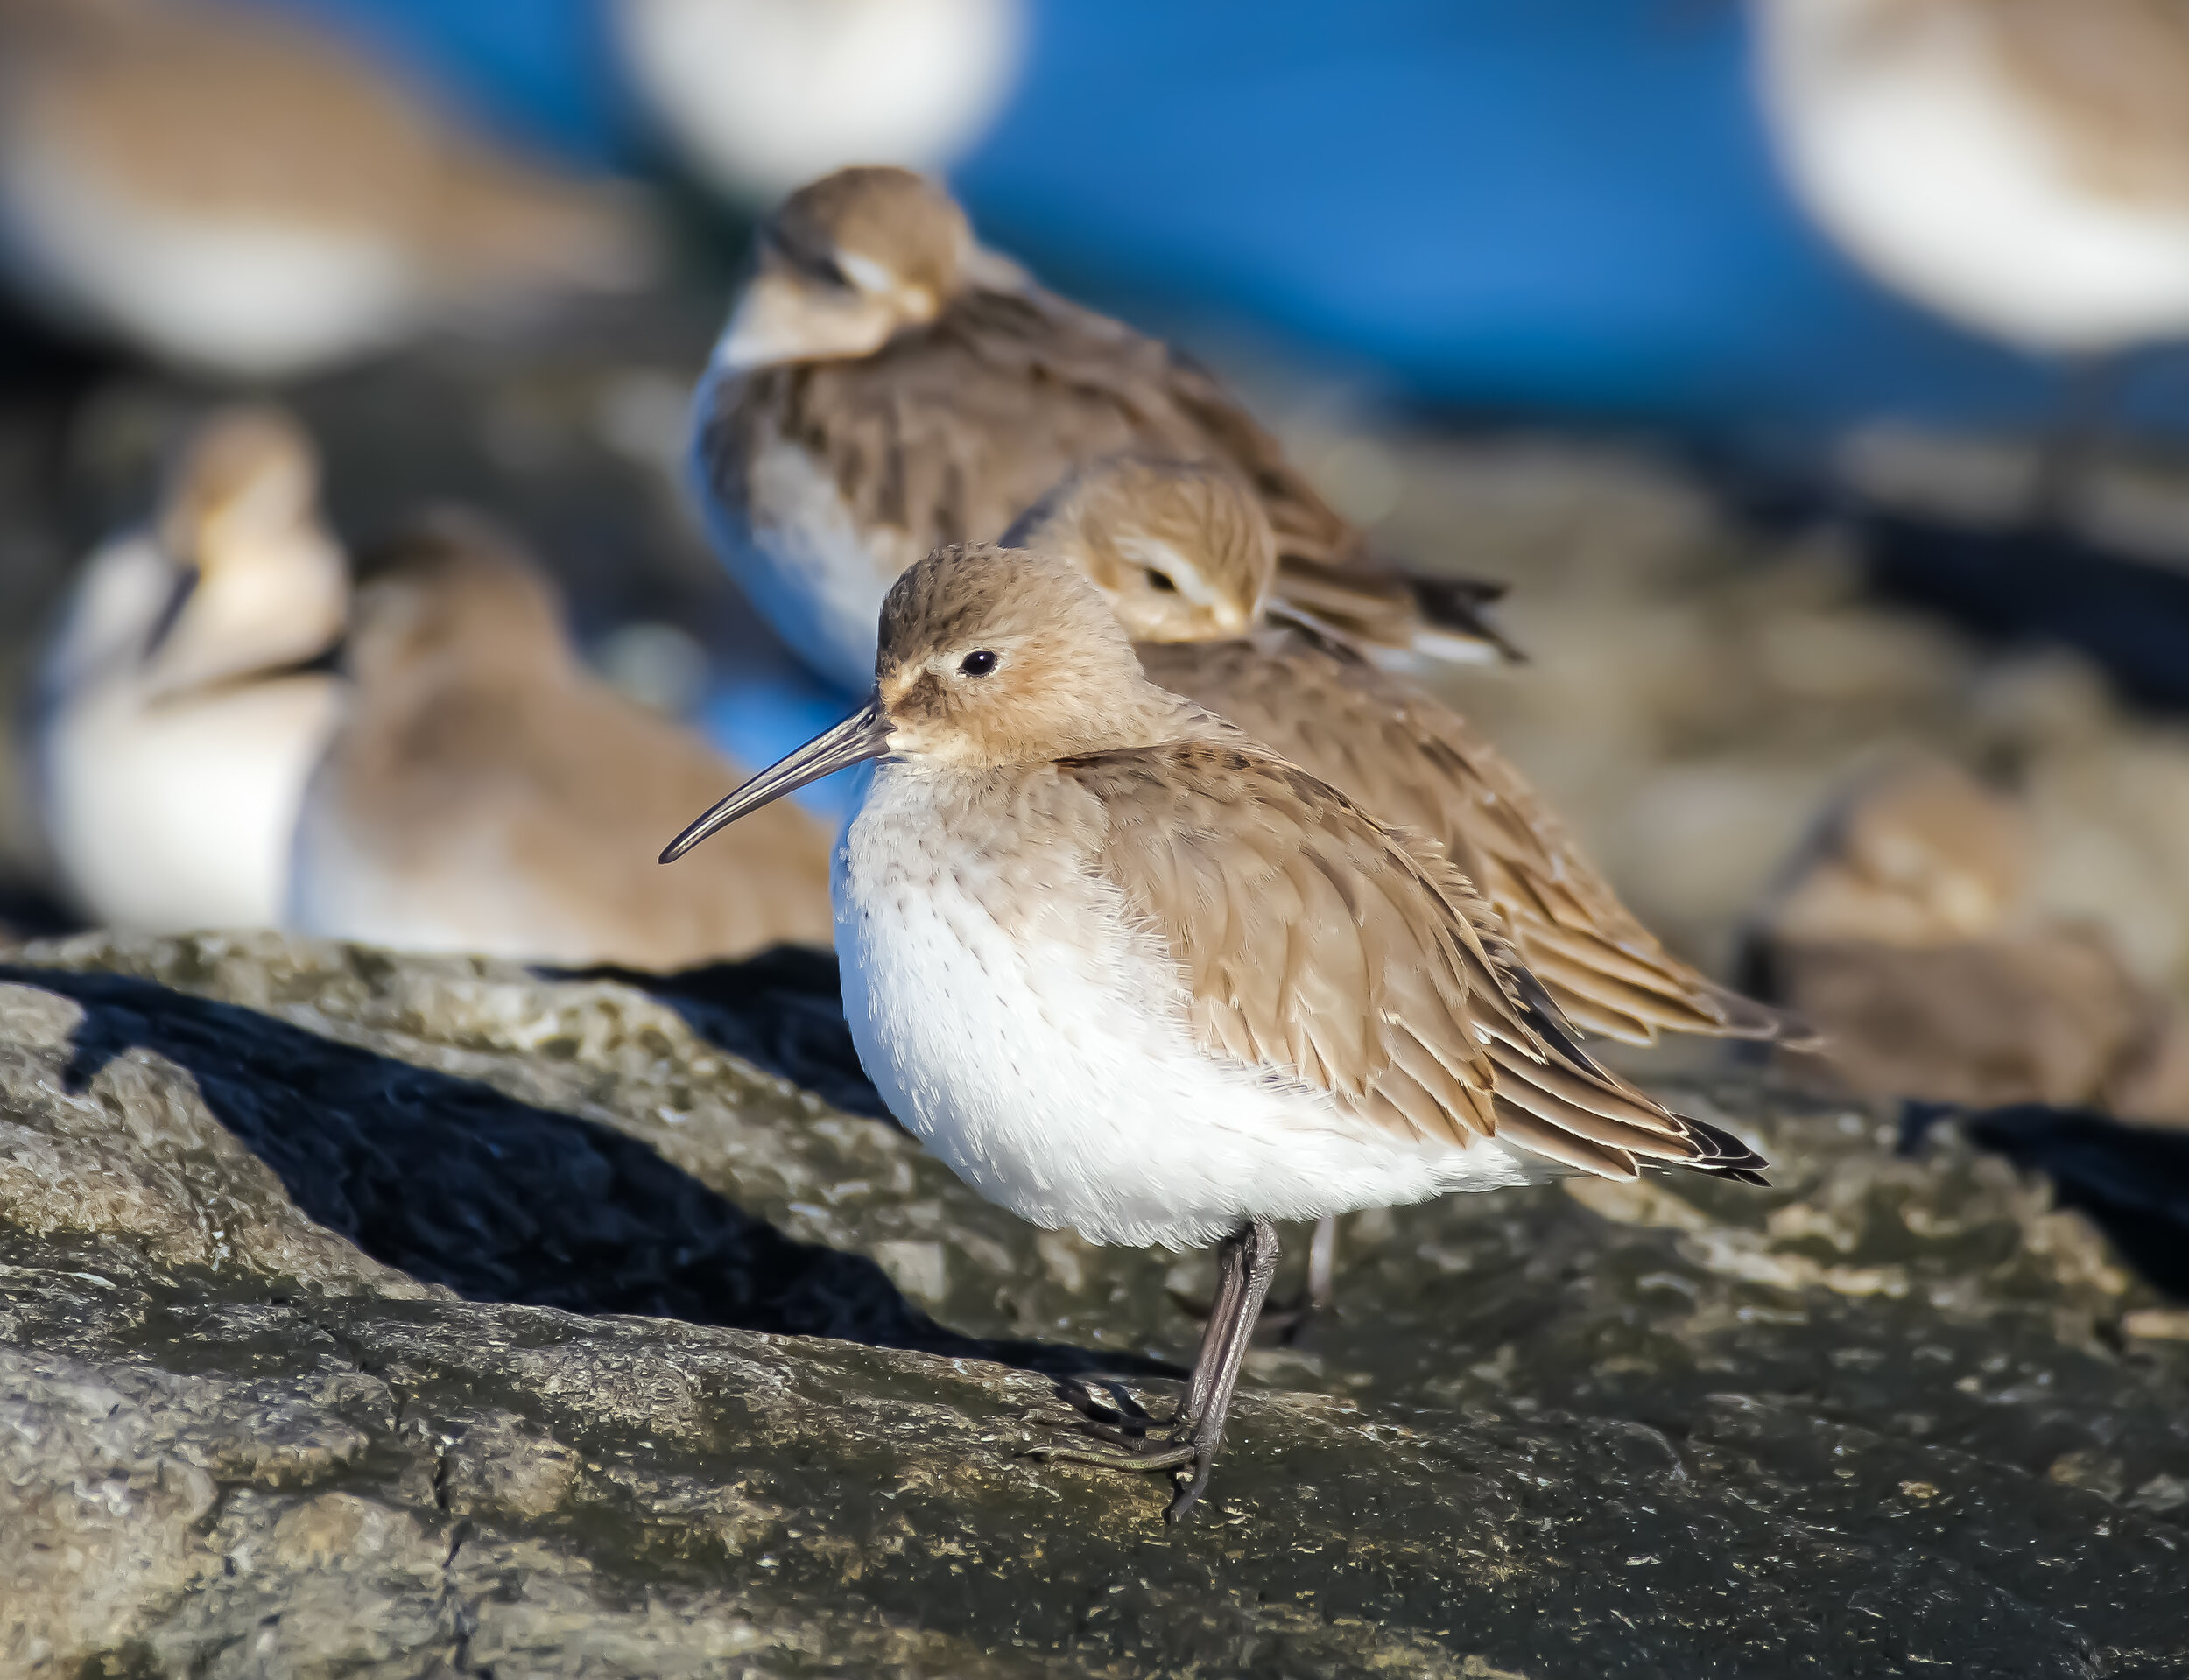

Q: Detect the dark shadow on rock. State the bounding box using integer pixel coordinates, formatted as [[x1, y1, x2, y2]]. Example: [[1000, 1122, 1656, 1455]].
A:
[[0, 883, 83, 947], [3, 965, 1165, 1379], [1864, 514, 2189, 713], [1904, 1099, 2189, 1300], [543, 945, 888, 1121]]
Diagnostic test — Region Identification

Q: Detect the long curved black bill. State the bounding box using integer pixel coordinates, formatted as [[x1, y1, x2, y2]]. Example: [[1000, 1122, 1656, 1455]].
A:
[[659, 700, 891, 864]]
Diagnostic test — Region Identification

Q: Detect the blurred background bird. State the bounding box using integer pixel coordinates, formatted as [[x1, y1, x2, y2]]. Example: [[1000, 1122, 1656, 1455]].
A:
[[691, 165, 1516, 697], [0, 0, 657, 377], [1751, 755, 2189, 1122], [612, 0, 1026, 207], [1752, 0, 2189, 518], [32, 403, 347, 932], [286, 510, 834, 967]]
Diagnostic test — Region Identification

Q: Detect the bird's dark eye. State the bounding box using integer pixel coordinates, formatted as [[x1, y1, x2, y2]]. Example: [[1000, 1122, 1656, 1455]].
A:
[[771, 231, 850, 289], [1144, 568, 1178, 593], [959, 650, 999, 677]]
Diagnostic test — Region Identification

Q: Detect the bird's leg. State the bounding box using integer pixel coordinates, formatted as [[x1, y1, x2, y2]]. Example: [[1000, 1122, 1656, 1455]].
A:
[[1304, 1212, 1338, 1312], [1026, 1220, 1279, 1524], [1174, 1221, 1252, 1431], [1159, 1218, 1278, 1522], [2028, 351, 2124, 536], [1258, 1213, 1340, 1341], [1026, 1236, 1245, 1445]]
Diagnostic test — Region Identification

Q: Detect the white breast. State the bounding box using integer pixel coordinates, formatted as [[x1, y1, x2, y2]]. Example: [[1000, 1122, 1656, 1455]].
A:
[[1756, 0, 2189, 354], [688, 403, 919, 692], [833, 763, 1538, 1249]]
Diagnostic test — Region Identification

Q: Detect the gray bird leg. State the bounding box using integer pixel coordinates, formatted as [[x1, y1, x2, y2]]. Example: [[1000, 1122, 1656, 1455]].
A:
[[1304, 1212, 1338, 1313], [1027, 1219, 1279, 1523]]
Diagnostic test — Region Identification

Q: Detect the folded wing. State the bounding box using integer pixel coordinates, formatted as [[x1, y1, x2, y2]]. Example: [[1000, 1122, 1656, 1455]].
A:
[[1060, 739, 1768, 1183]]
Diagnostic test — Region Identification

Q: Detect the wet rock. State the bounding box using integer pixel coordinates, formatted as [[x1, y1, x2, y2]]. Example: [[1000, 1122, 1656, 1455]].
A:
[[0, 931, 2184, 1675]]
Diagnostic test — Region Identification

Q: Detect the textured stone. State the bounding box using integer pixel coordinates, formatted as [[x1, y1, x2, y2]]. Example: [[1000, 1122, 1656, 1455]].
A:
[[0, 931, 2183, 1676]]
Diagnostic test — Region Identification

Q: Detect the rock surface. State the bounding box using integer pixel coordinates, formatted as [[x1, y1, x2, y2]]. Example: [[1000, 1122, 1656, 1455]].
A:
[[3, 931, 2185, 1676]]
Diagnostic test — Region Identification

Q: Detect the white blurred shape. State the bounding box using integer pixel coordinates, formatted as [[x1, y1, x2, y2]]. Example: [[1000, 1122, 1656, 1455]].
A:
[[591, 620, 710, 716], [614, 0, 1026, 205], [1755, 0, 2189, 354], [595, 369, 693, 476], [34, 406, 348, 931]]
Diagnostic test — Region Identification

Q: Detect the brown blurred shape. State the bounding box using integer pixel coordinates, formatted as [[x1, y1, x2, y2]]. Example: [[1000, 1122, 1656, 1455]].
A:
[[0, 0, 655, 375], [288, 510, 835, 969], [1758, 755, 2189, 1123]]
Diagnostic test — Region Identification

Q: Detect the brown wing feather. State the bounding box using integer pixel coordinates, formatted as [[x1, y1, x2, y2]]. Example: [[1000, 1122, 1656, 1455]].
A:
[[1059, 739, 1768, 1183], [1136, 633, 1812, 1049], [700, 284, 1495, 651]]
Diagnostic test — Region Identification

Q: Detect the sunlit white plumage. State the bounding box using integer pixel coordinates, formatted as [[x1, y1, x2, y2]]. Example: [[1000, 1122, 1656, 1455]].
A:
[[835, 758, 1538, 1251]]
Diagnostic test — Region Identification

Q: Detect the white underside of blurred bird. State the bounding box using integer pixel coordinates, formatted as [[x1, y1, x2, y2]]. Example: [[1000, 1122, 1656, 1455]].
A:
[[613, 0, 1024, 204], [1756, 0, 2189, 353], [0, 131, 417, 377], [34, 410, 348, 931]]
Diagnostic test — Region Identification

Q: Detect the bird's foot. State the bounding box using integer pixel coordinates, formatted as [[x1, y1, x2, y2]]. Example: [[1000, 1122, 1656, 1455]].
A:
[[1021, 1388, 1221, 1522], [1017, 1404, 1149, 1450], [1024, 1415, 1221, 1523]]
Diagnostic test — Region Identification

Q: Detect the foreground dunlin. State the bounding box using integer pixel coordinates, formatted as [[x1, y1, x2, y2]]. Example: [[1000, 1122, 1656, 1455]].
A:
[[662, 544, 1766, 1521], [289, 511, 834, 967], [689, 165, 1515, 692], [34, 405, 346, 932], [1010, 457, 1808, 1049]]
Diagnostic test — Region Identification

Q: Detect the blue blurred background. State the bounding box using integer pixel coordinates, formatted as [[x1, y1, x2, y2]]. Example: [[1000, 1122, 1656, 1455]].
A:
[[257, 0, 2187, 442]]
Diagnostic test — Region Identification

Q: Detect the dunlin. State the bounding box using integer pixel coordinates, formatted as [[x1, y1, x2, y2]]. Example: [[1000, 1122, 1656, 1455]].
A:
[[34, 405, 346, 934], [1760, 756, 2032, 952], [613, 0, 1025, 206], [0, 0, 653, 376], [1010, 457, 1807, 1049], [290, 511, 834, 968], [1755, 0, 2189, 504], [662, 544, 1766, 1520], [690, 165, 1515, 692]]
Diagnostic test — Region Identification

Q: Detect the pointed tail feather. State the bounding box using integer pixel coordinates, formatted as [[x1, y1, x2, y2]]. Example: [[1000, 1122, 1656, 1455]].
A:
[[1407, 574, 1528, 665], [1670, 1114, 1771, 1184]]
